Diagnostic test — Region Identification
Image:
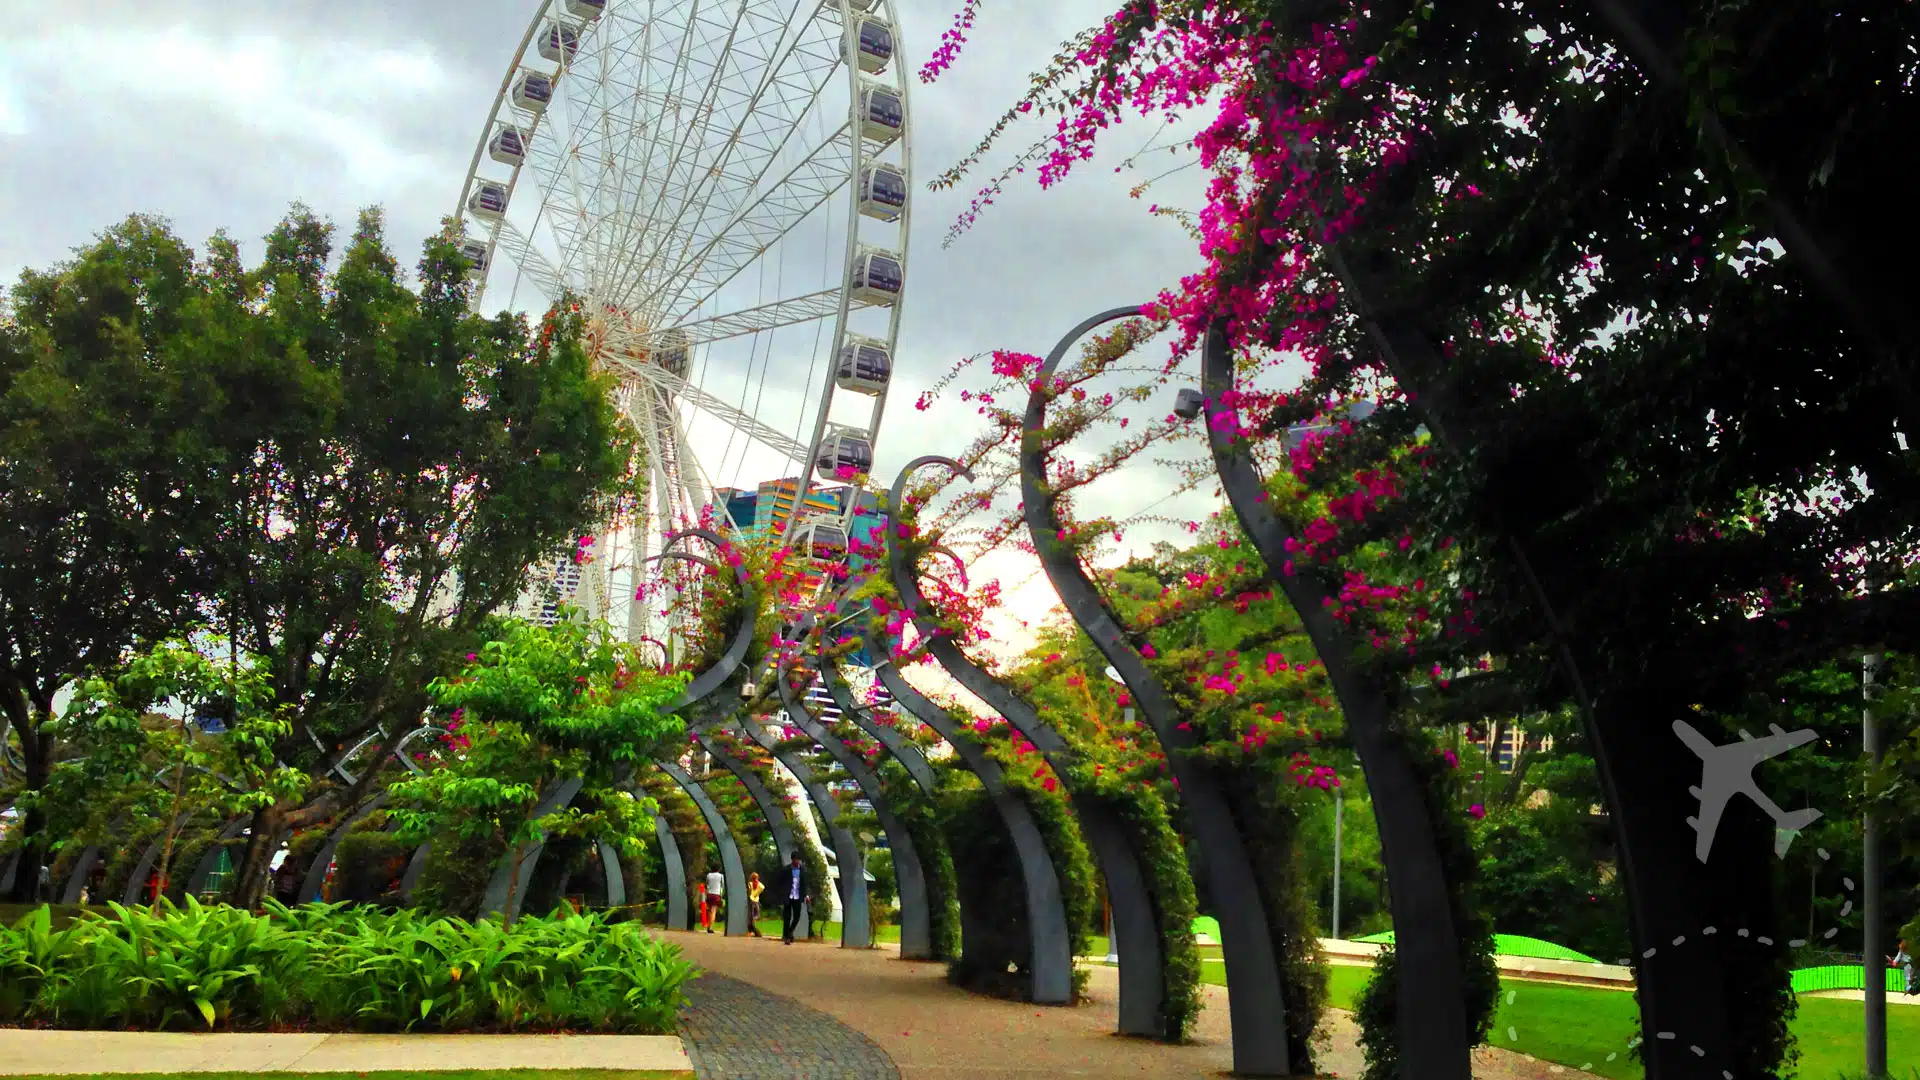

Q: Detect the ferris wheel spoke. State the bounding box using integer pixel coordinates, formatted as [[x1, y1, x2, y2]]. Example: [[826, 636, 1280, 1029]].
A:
[[623, 3, 807, 264], [614, 286, 868, 352], [668, 405, 715, 518], [489, 217, 574, 301], [595, 5, 744, 307], [657, 118, 854, 324], [635, 3, 847, 306], [462, 0, 915, 635], [652, 374, 812, 463]]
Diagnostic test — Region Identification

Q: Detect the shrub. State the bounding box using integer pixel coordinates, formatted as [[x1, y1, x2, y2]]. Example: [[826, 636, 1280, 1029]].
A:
[[331, 833, 416, 905], [943, 781, 1098, 1002], [0, 898, 698, 1034]]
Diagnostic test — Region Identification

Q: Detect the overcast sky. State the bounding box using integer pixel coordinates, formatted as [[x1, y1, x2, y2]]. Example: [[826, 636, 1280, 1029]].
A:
[[0, 0, 1226, 685]]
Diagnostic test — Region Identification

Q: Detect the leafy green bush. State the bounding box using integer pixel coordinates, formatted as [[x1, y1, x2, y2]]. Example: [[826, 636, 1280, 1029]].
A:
[[943, 779, 1098, 1002], [0, 898, 697, 1033], [332, 833, 417, 904]]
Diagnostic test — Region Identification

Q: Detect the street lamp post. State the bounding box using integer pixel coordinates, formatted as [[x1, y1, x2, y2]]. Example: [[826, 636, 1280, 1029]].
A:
[[1865, 650, 1887, 1079], [1105, 665, 1128, 966], [1332, 779, 1343, 941]]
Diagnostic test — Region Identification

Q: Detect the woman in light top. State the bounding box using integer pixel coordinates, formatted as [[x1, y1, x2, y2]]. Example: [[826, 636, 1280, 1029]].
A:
[[747, 872, 765, 937]]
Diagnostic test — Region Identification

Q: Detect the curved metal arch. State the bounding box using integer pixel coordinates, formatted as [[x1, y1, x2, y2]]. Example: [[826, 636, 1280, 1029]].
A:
[[731, 712, 871, 948], [634, 636, 673, 670], [595, 838, 627, 908], [478, 774, 586, 919], [655, 812, 691, 930], [803, 576, 943, 795], [310, 726, 388, 787], [59, 842, 107, 904], [688, 716, 821, 930], [694, 724, 797, 864], [341, 725, 462, 907], [1020, 305, 1292, 1073], [863, 625, 1075, 1004], [296, 794, 392, 904], [883, 481, 1167, 1034], [816, 650, 939, 794], [1199, 321, 1469, 1075], [647, 536, 756, 710], [655, 756, 752, 936], [775, 656, 933, 960]]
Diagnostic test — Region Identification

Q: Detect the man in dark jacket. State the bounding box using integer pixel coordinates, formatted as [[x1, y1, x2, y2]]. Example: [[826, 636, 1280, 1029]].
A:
[[778, 853, 809, 944]]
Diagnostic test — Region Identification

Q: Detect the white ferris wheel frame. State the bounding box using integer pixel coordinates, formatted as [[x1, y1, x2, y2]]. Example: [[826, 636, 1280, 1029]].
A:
[[453, 0, 914, 643]]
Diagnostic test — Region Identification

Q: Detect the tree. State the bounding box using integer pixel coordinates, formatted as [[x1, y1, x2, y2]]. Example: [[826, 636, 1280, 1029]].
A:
[[387, 616, 687, 923], [162, 205, 636, 904], [0, 216, 220, 900], [31, 639, 310, 900], [922, 1, 1914, 1073]]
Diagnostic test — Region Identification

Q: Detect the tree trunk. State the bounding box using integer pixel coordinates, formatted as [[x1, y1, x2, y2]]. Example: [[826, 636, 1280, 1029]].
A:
[[502, 837, 524, 929], [227, 805, 282, 910], [5, 725, 51, 903], [153, 715, 193, 903], [4, 687, 55, 904]]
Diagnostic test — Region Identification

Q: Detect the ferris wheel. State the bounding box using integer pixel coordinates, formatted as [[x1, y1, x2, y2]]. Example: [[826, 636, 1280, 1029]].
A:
[[455, 0, 913, 642]]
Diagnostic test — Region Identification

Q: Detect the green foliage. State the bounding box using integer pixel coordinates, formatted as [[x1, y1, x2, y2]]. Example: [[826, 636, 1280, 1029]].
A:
[[940, 772, 1098, 1002], [0, 214, 223, 898], [1352, 727, 1500, 1080], [24, 641, 315, 879], [1471, 812, 1627, 963], [331, 833, 417, 905], [0, 898, 696, 1033], [1083, 783, 1203, 1041], [388, 618, 686, 917], [872, 759, 960, 960], [1, 203, 639, 903], [1219, 768, 1331, 1069]]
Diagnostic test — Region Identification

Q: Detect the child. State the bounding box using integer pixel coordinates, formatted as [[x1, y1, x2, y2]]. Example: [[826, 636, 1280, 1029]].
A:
[[1891, 940, 1916, 996]]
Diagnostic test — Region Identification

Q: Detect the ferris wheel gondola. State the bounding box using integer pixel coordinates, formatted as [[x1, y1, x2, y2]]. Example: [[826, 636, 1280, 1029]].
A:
[[454, 0, 914, 646]]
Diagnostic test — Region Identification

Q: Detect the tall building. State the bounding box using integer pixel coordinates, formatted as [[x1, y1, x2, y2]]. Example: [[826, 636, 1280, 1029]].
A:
[[711, 478, 885, 551]]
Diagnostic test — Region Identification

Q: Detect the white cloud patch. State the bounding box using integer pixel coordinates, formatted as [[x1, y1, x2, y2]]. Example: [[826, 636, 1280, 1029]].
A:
[[2, 26, 451, 191]]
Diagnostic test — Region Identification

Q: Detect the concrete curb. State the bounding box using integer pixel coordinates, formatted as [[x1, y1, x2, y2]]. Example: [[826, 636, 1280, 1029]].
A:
[[0, 1030, 693, 1075]]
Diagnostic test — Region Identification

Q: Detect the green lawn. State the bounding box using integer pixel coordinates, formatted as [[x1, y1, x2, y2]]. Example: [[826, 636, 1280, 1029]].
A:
[[1191, 962, 1916, 1079], [746, 916, 910, 945], [2, 1074, 690, 1080]]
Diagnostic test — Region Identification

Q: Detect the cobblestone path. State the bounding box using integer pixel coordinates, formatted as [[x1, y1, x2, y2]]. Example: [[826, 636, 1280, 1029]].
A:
[[679, 970, 901, 1080]]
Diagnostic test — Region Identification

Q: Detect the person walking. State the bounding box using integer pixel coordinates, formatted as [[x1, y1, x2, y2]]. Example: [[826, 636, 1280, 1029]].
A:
[[1890, 939, 1916, 996], [703, 867, 725, 933], [779, 853, 809, 945], [747, 872, 765, 937]]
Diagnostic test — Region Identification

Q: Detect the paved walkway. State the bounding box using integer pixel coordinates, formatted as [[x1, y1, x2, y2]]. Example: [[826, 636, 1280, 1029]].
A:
[[679, 970, 898, 1079], [663, 929, 1599, 1080], [0, 1031, 691, 1074]]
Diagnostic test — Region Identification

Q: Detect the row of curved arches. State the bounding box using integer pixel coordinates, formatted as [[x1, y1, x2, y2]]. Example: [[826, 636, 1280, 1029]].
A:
[[2, 307, 1770, 1080]]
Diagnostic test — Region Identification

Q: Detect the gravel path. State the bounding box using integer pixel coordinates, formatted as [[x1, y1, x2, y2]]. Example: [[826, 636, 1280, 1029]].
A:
[[665, 929, 1603, 1079]]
